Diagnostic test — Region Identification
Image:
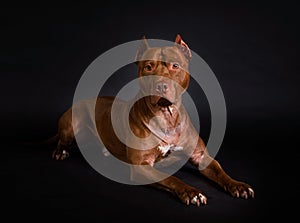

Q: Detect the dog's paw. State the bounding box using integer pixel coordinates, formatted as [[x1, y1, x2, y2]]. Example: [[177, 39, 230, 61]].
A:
[[175, 185, 207, 207], [52, 149, 69, 160], [225, 180, 255, 199]]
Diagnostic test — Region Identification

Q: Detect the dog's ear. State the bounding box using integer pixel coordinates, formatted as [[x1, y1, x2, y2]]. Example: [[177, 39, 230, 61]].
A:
[[174, 34, 192, 60], [135, 35, 150, 63]]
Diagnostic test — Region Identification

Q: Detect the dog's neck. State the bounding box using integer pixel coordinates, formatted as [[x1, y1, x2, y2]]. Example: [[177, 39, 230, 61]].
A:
[[129, 93, 184, 144]]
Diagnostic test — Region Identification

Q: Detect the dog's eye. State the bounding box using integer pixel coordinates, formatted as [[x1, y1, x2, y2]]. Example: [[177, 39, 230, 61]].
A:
[[171, 63, 180, 69], [144, 64, 153, 71]]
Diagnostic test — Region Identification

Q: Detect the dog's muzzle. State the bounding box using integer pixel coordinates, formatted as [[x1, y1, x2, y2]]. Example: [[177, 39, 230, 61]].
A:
[[156, 82, 169, 94], [155, 81, 173, 107]]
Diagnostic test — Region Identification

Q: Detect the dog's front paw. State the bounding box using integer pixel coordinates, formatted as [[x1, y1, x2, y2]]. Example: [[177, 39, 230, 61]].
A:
[[175, 185, 207, 206], [225, 180, 255, 199]]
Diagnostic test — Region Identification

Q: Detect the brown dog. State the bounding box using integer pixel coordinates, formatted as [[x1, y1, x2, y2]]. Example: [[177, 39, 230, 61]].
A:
[[51, 34, 254, 206]]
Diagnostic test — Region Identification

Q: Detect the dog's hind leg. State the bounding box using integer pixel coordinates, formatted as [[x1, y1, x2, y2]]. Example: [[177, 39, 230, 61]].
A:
[[52, 139, 69, 160], [52, 109, 75, 160], [52, 129, 74, 160]]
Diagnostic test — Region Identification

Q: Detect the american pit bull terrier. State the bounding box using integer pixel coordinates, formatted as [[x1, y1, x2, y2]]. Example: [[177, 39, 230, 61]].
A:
[[51, 34, 254, 206]]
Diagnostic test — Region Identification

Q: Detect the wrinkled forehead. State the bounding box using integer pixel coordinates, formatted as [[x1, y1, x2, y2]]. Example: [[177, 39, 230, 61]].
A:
[[140, 46, 188, 66]]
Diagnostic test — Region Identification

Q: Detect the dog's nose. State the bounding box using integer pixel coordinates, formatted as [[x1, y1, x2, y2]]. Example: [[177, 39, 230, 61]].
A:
[[156, 82, 169, 93]]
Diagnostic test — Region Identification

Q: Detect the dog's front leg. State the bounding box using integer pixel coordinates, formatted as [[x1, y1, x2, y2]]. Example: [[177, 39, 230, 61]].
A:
[[189, 138, 255, 199], [127, 148, 207, 206]]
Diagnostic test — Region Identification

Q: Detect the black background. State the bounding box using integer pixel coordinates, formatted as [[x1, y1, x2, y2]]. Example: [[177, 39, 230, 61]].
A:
[[3, 1, 299, 222]]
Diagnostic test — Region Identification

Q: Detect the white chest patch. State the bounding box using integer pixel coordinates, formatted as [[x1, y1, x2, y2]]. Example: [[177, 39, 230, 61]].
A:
[[157, 144, 183, 156]]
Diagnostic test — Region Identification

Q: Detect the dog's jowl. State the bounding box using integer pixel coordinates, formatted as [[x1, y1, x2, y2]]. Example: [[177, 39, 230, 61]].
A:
[[50, 34, 254, 206]]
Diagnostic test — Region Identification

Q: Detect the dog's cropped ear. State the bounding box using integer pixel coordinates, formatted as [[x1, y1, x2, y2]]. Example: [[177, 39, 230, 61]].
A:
[[174, 34, 192, 60], [135, 35, 150, 63]]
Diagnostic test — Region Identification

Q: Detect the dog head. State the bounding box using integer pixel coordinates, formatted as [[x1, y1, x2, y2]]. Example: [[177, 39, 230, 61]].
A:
[[135, 34, 191, 107]]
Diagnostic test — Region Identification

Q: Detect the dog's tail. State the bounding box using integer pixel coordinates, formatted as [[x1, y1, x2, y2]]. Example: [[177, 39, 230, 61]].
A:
[[19, 134, 59, 148]]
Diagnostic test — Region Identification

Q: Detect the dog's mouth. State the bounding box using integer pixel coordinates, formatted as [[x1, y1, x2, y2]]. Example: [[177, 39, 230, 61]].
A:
[[150, 95, 176, 108], [157, 97, 173, 107]]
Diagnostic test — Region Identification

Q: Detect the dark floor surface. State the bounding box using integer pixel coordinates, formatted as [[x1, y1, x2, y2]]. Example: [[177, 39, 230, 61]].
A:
[[6, 122, 296, 222]]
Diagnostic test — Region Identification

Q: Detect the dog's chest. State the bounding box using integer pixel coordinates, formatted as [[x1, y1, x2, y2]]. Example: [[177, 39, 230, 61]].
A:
[[146, 106, 184, 157], [151, 107, 182, 141], [156, 124, 183, 157], [157, 143, 183, 157], [147, 122, 183, 157]]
